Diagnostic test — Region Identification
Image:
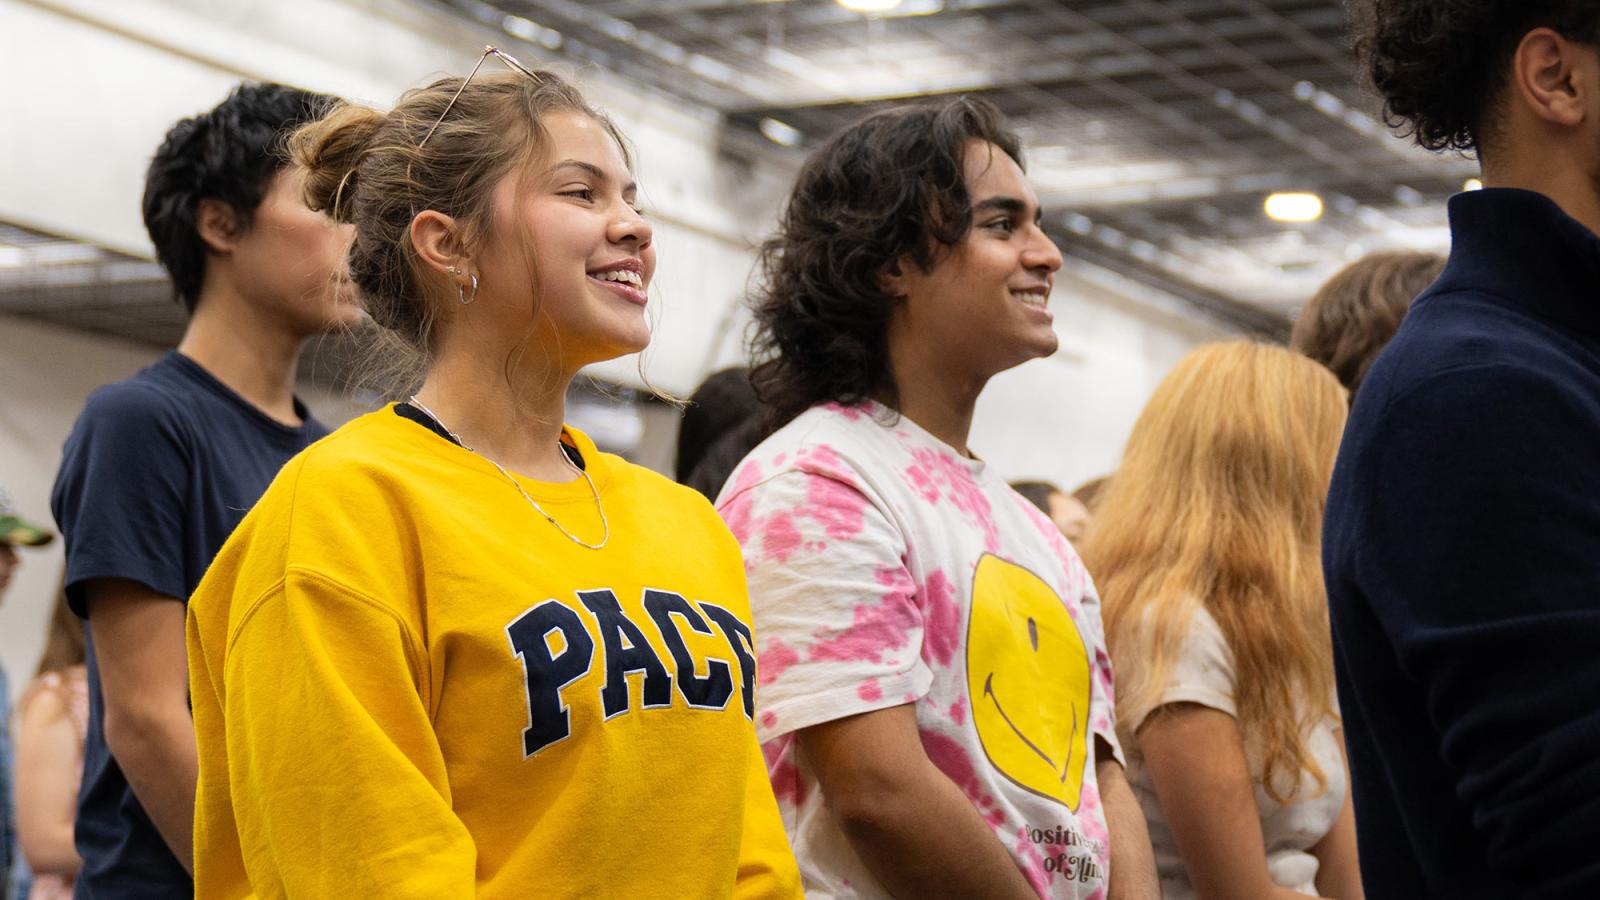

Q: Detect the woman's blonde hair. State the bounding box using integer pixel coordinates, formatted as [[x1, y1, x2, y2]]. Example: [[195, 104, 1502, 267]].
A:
[[1081, 341, 1348, 801]]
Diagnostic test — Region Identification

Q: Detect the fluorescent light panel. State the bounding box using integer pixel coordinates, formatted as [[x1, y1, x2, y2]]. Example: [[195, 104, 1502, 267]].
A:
[[758, 117, 802, 147], [1264, 192, 1323, 223]]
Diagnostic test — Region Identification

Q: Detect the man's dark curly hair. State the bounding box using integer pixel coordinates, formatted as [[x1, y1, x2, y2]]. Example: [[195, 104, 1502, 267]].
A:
[[1355, 0, 1600, 153], [141, 83, 335, 312], [747, 97, 1022, 430]]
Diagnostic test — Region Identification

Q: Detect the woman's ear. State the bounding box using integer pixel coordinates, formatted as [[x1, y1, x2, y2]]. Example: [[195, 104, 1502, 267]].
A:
[[410, 209, 467, 278]]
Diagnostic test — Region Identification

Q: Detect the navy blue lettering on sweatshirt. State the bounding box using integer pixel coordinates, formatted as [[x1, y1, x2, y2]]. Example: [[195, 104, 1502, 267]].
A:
[[1324, 188, 1600, 899], [50, 351, 328, 899]]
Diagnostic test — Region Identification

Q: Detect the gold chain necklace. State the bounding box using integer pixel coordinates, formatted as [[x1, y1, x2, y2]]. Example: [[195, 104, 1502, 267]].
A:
[[407, 396, 609, 550]]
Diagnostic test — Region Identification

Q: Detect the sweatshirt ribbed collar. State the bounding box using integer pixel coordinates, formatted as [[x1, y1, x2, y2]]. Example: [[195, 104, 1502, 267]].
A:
[[1436, 188, 1600, 341]]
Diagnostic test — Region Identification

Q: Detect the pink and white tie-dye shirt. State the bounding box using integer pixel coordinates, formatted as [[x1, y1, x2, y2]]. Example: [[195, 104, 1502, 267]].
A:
[[717, 400, 1123, 900]]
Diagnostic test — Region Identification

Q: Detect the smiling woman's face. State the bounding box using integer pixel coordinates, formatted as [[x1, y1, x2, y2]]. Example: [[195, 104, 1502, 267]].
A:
[[473, 111, 656, 372]]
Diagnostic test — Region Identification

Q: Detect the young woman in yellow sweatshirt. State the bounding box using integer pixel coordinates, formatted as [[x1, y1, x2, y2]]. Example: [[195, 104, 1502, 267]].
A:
[[185, 49, 800, 898]]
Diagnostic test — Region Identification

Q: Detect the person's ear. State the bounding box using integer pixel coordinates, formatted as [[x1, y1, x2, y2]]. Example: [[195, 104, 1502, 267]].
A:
[[195, 199, 242, 255], [1511, 28, 1591, 129], [878, 256, 911, 299], [410, 210, 469, 281]]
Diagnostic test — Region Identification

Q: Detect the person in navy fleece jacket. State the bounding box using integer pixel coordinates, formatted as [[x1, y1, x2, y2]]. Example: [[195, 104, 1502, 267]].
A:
[[1329, 3, 1600, 898]]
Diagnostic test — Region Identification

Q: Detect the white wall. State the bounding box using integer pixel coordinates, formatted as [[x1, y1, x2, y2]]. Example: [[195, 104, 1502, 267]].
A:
[[974, 262, 1231, 490]]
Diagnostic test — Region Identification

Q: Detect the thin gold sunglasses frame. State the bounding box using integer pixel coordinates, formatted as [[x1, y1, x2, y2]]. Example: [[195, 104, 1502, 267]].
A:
[[418, 45, 543, 149]]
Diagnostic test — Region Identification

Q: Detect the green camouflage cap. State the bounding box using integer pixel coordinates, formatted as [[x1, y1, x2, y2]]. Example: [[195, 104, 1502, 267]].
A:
[[0, 489, 53, 547]]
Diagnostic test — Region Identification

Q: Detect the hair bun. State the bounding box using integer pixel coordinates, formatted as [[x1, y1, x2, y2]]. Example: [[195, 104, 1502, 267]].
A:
[[289, 102, 386, 223]]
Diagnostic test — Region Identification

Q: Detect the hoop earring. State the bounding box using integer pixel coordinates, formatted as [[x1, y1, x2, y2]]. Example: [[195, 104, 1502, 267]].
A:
[[459, 273, 479, 306]]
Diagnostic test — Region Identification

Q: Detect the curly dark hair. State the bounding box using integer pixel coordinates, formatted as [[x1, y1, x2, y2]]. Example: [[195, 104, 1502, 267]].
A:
[[748, 97, 1022, 430], [141, 83, 335, 312], [1354, 0, 1600, 153]]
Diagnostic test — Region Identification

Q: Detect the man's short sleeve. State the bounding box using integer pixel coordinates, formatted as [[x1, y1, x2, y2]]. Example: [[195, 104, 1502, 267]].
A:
[[52, 384, 191, 614], [1077, 579, 1127, 766], [720, 468, 933, 742]]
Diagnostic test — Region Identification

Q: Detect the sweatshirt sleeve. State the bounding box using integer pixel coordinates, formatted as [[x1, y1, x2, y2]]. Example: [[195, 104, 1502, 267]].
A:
[[733, 730, 803, 899], [1355, 365, 1600, 893], [214, 568, 476, 897]]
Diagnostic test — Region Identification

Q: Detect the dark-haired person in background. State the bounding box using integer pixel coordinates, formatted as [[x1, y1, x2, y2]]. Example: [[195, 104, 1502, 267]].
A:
[[49, 83, 354, 896], [1290, 251, 1444, 400], [1327, 3, 1600, 896], [1071, 476, 1108, 517], [677, 366, 764, 500], [721, 97, 1157, 899], [1011, 480, 1091, 544]]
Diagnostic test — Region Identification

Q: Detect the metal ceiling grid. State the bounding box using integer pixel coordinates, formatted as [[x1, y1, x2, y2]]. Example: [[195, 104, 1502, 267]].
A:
[[0, 223, 363, 384], [0, 223, 179, 346], [446, 0, 1474, 332]]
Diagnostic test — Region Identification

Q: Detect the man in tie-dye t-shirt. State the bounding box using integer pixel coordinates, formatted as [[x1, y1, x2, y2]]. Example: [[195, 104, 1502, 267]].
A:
[[720, 97, 1157, 899]]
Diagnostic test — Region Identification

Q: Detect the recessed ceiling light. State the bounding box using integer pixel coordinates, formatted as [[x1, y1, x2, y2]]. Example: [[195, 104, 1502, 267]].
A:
[[1264, 192, 1324, 223], [836, 0, 902, 11], [1463, 178, 1484, 192], [758, 117, 802, 148], [1392, 185, 1425, 206]]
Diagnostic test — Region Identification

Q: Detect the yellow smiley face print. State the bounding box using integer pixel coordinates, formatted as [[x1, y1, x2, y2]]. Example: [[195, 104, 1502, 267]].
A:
[[966, 554, 1092, 810]]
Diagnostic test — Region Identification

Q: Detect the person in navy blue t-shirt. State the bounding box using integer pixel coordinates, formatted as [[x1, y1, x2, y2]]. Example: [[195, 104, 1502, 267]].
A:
[[50, 82, 358, 898], [1328, 4, 1600, 897]]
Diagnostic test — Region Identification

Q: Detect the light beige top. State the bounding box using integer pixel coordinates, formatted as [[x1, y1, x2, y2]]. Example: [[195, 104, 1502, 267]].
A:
[[1123, 607, 1345, 899]]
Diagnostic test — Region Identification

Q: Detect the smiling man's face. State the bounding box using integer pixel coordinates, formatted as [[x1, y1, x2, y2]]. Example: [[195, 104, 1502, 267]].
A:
[[887, 139, 1064, 383]]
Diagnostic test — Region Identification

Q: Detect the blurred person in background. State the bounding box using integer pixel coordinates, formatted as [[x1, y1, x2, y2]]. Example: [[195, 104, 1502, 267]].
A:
[[677, 366, 764, 500], [1011, 480, 1091, 544], [186, 51, 798, 897], [722, 96, 1157, 899], [0, 493, 55, 900], [49, 82, 353, 897], [1330, 2, 1600, 894], [1082, 342, 1360, 900], [1070, 476, 1109, 517], [16, 583, 88, 900], [1290, 251, 1444, 400]]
